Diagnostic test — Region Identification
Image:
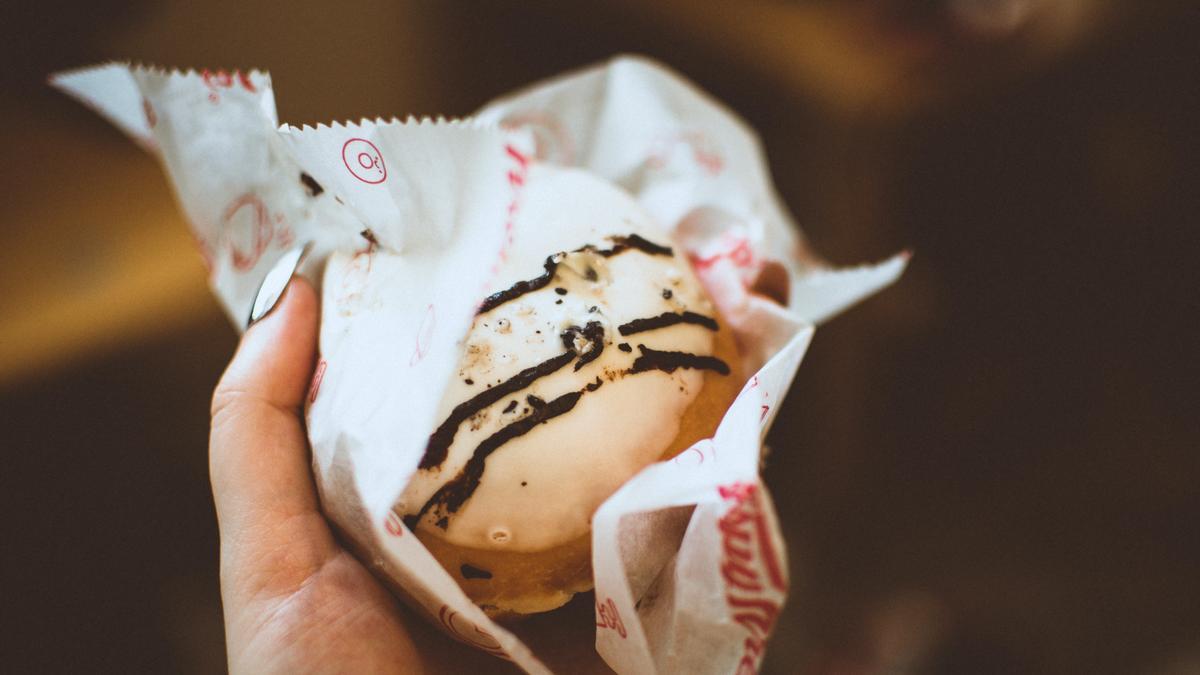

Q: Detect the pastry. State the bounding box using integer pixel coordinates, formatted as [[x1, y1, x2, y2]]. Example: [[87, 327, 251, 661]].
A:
[[396, 168, 742, 616]]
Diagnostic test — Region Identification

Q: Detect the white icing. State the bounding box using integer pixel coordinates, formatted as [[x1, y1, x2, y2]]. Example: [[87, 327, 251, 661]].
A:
[[399, 167, 721, 551]]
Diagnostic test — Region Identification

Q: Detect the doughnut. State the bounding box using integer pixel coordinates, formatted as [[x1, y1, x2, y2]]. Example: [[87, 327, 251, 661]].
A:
[[394, 168, 742, 617]]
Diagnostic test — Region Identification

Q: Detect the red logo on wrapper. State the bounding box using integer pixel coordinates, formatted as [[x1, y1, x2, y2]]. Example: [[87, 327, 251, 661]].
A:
[[201, 69, 257, 103], [221, 193, 273, 271], [218, 194, 294, 272], [718, 482, 786, 674], [595, 596, 627, 639], [342, 138, 387, 184], [437, 605, 509, 659]]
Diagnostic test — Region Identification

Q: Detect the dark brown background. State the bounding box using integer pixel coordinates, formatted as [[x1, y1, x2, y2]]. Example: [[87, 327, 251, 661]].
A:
[[2, 1, 1197, 673]]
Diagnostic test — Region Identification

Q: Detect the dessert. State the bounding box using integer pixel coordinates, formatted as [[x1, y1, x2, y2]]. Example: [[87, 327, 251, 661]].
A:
[[395, 168, 742, 617]]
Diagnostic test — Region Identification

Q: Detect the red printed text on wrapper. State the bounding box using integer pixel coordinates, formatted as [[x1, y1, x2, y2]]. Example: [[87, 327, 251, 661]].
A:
[[595, 595, 628, 639], [497, 143, 530, 264], [220, 193, 295, 272], [334, 244, 375, 313], [342, 138, 387, 184], [201, 69, 256, 104], [436, 605, 510, 660], [718, 482, 786, 675], [483, 143, 531, 292]]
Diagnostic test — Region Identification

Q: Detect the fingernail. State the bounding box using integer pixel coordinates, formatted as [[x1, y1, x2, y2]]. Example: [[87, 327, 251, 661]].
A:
[[247, 242, 311, 328]]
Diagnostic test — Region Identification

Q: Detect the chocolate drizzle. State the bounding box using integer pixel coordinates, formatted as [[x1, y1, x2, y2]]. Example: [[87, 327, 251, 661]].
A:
[[409, 340, 729, 529], [420, 323, 605, 470], [407, 233, 717, 531], [415, 390, 584, 528], [420, 350, 574, 470], [630, 345, 731, 375], [618, 311, 718, 336], [476, 234, 673, 315], [561, 321, 605, 371], [478, 254, 560, 314]]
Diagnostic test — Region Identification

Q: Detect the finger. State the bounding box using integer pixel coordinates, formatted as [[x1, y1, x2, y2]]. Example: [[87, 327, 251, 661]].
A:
[[210, 277, 337, 601]]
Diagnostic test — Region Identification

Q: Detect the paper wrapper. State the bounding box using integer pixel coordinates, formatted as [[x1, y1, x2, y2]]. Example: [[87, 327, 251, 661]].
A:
[[54, 56, 906, 674]]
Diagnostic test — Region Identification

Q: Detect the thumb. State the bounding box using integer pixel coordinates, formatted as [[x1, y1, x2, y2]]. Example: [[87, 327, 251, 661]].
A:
[[210, 277, 337, 602]]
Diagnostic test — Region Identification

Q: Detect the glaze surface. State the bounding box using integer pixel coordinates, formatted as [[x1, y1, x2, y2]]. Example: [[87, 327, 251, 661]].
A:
[[396, 168, 729, 552]]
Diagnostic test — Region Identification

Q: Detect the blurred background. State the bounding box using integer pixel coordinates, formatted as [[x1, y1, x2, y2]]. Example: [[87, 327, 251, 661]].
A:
[[2, 1, 1198, 673]]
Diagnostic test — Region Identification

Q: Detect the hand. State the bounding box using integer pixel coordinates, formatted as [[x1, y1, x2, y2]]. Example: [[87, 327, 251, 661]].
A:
[[208, 277, 503, 674]]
